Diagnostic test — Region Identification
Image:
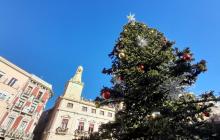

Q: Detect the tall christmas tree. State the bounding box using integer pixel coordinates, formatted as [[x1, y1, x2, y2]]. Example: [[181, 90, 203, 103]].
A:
[[92, 14, 219, 139]]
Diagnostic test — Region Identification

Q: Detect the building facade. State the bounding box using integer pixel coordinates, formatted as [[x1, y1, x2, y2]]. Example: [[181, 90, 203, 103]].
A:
[[0, 56, 53, 140], [40, 66, 115, 140]]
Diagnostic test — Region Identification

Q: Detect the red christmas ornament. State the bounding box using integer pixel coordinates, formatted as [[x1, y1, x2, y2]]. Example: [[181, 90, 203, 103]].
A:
[[182, 53, 191, 61], [115, 76, 123, 84], [138, 64, 145, 71], [203, 112, 210, 117], [162, 37, 167, 45], [118, 76, 124, 81], [102, 90, 111, 99]]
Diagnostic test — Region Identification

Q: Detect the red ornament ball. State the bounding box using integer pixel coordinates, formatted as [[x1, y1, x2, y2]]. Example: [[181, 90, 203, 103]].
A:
[[203, 112, 210, 117], [139, 64, 145, 71], [102, 90, 111, 99], [182, 53, 191, 61], [118, 76, 124, 81]]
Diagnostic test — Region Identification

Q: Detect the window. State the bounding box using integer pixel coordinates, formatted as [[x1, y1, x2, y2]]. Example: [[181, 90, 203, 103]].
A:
[[16, 101, 24, 108], [37, 91, 43, 99], [29, 106, 35, 113], [88, 124, 94, 133], [61, 119, 69, 129], [67, 103, 73, 108], [5, 117, 14, 128], [0, 74, 3, 79], [0, 71, 4, 80], [25, 86, 33, 94], [100, 110, 104, 116], [108, 112, 113, 117], [91, 109, 96, 114], [19, 121, 28, 130], [0, 92, 6, 100], [78, 122, 84, 131], [82, 106, 87, 112], [7, 77, 17, 87]]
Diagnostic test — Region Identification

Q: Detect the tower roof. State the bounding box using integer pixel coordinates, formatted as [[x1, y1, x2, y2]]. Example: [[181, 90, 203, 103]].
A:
[[70, 66, 83, 84]]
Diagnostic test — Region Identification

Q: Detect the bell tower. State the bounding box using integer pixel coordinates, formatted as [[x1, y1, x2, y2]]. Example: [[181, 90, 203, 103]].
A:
[[63, 66, 84, 100]]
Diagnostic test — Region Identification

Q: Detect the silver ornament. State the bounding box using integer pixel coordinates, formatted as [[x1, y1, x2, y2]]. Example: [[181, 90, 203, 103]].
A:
[[137, 35, 148, 47]]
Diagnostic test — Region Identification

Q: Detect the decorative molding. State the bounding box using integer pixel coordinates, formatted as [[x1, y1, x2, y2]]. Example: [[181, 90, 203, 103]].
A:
[[61, 115, 71, 119], [78, 118, 86, 122]]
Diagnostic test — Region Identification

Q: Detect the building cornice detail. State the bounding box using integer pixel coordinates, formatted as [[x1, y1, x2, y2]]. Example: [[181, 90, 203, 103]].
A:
[[60, 96, 115, 111]]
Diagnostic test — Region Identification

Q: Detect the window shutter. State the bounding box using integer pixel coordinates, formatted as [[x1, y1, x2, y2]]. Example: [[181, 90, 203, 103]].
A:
[[25, 101, 31, 107], [13, 97, 19, 105], [11, 116, 23, 130], [25, 119, 34, 133], [32, 87, 39, 96], [36, 104, 43, 113], [0, 112, 8, 125], [41, 91, 49, 103]]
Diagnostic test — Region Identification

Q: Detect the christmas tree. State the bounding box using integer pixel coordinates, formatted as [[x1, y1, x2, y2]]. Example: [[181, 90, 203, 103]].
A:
[[92, 14, 220, 139]]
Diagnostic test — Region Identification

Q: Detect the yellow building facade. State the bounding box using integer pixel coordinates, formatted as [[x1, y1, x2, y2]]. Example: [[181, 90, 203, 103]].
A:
[[0, 56, 53, 140]]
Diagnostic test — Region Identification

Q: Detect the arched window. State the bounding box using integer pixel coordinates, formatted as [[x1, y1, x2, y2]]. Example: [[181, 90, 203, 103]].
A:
[[88, 123, 94, 133], [78, 122, 84, 131], [61, 119, 69, 129]]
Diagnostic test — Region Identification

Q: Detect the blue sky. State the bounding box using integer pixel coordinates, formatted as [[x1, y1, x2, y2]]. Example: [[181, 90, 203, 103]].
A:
[[0, 0, 220, 109]]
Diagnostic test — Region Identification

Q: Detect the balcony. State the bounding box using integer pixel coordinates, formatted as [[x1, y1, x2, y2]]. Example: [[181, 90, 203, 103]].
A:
[[33, 98, 40, 103], [55, 127, 68, 135], [74, 129, 90, 138], [0, 127, 33, 140], [21, 94, 29, 99]]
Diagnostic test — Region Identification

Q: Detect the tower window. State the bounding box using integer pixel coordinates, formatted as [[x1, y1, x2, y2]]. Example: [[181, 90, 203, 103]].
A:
[[100, 110, 104, 116], [67, 103, 73, 108], [91, 109, 96, 114], [82, 106, 87, 112], [108, 112, 113, 117]]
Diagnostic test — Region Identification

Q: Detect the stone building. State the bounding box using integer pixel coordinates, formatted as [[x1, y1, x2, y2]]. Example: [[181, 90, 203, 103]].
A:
[[0, 56, 53, 140], [38, 66, 115, 140]]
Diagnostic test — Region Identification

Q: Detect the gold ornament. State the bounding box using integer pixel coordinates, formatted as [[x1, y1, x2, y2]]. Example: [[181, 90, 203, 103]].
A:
[[151, 111, 161, 119], [150, 30, 154, 34], [95, 101, 100, 108], [118, 52, 125, 59]]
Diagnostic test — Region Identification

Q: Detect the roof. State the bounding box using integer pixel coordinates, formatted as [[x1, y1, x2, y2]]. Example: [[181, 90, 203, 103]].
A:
[[0, 56, 53, 91]]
